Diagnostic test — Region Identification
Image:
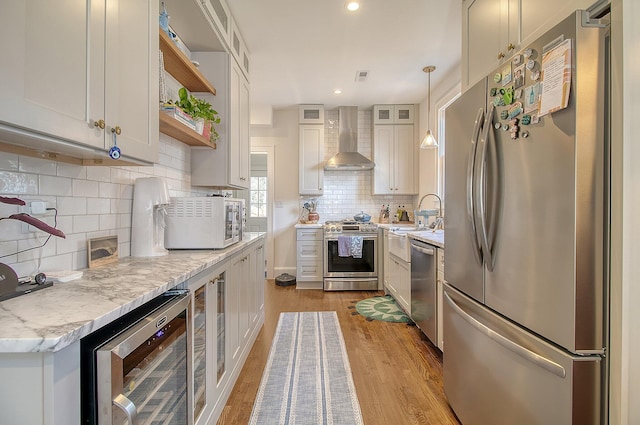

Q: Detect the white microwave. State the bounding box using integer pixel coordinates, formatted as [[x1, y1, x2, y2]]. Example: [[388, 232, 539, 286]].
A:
[[165, 197, 244, 249]]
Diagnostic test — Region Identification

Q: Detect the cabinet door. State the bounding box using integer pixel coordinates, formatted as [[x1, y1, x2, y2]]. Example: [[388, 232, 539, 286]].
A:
[[238, 254, 251, 347], [373, 105, 395, 124], [229, 61, 250, 188], [463, 0, 520, 88], [105, 0, 158, 163], [227, 257, 240, 363], [202, 0, 231, 45], [254, 244, 265, 318], [373, 125, 395, 194], [386, 257, 400, 298], [0, 0, 104, 149], [299, 125, 324, 195], [393, 125, 416, 194], [397, 259, 411, 314], [464, 0, 502, 87], [394, 105, 415, 124]]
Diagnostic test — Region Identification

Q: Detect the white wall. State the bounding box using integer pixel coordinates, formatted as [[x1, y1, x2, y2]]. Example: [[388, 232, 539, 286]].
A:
[[416, 61, 462, 211], [0, 134, 207, 278]]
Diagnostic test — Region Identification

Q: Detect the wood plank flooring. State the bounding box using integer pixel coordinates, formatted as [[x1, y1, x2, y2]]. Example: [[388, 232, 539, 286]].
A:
[[217, 280, 461, 425]]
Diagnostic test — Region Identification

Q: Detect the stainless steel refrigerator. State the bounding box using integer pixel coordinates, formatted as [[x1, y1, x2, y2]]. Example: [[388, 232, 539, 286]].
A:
[[443, 10, 609, 425]]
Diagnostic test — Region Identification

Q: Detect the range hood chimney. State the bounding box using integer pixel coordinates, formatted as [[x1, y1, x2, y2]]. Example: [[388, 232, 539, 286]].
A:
[[324, 106, 375, 171]]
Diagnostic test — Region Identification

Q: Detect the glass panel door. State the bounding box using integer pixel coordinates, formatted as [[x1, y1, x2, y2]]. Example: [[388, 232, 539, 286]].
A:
[[216, 273, 226, 382], [193, 285, 207, 420], [119, 312, 188, 424]]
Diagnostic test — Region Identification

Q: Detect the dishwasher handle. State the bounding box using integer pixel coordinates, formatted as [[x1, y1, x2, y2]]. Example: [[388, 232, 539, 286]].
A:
[[411, 242, 435, 256]]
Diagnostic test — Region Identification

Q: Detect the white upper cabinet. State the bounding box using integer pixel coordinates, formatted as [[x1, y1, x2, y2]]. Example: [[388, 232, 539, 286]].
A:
[[299, 105, 324, 195], [373, 105, 415, 124], [299, 105, 325, 124], [190, 52, 250, 189], [462, 0, 598, 90], [201, 0, 232, 46], [462, 0, 519, 89], [373, 124, 416, 195], [0, 0, 158, 164], [230, 17, 250, 80]]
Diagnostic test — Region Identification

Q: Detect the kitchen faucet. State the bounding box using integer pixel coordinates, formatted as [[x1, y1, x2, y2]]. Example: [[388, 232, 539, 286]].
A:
[[417, 193, 444, 230]]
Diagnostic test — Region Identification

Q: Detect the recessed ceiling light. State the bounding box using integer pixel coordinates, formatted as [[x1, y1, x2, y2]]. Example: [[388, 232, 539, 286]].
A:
[[333, 89, 343, 95], [345, 1, 360, 12]]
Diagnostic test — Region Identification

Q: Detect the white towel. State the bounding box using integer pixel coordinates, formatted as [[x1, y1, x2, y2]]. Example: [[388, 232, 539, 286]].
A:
[[350, 236, 363, 259], [338, 235, 351, 257]]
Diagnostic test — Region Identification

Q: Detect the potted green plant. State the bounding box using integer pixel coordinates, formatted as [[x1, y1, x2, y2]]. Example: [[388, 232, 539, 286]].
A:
[[175, 87, 221, 143]]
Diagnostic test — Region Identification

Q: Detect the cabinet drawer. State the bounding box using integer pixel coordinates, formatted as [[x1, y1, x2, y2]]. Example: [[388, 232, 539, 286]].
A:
[[296, 260, 323, 281], [297, 240, 322, 260], [296, 228, 323, 241]]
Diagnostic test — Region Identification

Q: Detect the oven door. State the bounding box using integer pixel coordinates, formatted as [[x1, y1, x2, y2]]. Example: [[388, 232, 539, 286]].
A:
[[324, 234, 377, 278], [96, 293, 192, 425]]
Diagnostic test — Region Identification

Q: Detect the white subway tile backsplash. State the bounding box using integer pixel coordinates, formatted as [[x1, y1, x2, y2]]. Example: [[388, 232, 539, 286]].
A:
[[17, 235, 57, 262], [40, 175, 72, 196], [86, 166, 111, 182], [57, 233, 88, 255], [57, 196, 86, 216], [19, 156, 57, 176], [57, 163, 86, 179], [0, 171, 39, 195], [86, 198, 110, 215], [0, 153, 19, 171], [99, 214, 118, 230], [72, 179, 99, 197], [99, 182, 121, 199], [73, 214, 100, 233]]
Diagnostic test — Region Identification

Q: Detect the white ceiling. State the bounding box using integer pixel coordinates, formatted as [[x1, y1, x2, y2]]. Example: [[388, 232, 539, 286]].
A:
[[226, 0, 462, 111]]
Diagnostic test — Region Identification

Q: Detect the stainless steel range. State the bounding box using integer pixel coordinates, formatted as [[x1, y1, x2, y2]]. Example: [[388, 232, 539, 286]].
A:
[[323, 220, 378, 291]]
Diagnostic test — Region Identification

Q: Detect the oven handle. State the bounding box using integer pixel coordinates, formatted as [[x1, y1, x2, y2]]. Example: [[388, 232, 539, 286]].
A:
[[325, 235, 378, 241], [113, 393, 138, 425]]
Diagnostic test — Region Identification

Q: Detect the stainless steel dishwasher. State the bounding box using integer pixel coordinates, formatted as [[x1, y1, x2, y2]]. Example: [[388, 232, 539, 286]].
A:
[[410, 238, 437, 344]]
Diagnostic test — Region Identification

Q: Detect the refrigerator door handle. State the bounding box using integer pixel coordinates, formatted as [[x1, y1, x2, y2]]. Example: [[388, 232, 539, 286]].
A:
[[444, 290, 567, 378], [475, 103, 496, 271], [467, 108, 485, 265]]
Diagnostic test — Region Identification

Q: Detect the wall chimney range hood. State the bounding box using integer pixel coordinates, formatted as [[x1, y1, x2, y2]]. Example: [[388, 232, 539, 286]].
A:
[[324, 106, 375, 171]]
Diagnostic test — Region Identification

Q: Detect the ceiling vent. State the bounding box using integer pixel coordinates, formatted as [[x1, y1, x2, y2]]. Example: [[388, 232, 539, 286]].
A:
[[354, 70, 369, 82]]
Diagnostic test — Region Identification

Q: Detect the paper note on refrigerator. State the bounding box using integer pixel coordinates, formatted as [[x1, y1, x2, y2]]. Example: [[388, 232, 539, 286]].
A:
[[538, 38, 572, 116]]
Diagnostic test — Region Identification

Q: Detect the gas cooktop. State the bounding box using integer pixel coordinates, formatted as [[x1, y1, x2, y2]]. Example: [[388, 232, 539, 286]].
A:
[[323, 220, 378, 234]]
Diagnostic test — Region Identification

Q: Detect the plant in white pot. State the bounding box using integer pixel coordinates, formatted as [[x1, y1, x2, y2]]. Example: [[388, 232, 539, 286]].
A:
[[175, 87, 221, 143]]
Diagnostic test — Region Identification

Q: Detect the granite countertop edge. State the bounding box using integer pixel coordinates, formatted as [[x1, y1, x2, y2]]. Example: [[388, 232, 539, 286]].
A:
[[0, 233, 265, 354]]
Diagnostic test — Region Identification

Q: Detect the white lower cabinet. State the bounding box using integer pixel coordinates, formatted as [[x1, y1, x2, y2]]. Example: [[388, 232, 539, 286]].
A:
[[437, 248, 445, 351], [296, 227, 324, 289], [0, 237, 265, 425], [387, 253, 411, 315]]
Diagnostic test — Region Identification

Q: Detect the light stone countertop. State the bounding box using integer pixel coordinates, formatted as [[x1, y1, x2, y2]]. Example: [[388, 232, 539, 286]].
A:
[[407, 229, 444, 248], [0, 233, 265, 354]]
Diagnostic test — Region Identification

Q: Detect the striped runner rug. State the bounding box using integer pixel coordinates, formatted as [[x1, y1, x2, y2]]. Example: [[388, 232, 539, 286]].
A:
[[249, 312, 364, 425]]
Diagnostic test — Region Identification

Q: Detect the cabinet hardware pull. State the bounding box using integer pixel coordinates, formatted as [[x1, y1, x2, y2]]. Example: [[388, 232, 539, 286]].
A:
[[93, 119, 105, 129], [111, 126, 122, 135], [507, 43, 515, 51], [497, 52, 505, 59]]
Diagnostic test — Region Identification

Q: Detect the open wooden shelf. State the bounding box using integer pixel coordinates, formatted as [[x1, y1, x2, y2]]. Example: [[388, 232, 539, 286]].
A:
[[159, 29, 217, 95], [159, 113, 216, 148]]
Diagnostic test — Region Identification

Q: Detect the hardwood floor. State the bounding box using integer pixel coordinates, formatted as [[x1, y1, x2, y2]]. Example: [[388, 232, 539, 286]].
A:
[[217, 280, 461, 425]]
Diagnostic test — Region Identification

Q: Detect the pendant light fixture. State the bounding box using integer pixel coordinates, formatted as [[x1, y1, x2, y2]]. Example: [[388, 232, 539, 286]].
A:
[[420, 65, 438, 149]]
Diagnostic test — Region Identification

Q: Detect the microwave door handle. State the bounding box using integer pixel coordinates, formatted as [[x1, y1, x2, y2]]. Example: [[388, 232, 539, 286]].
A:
[[113, 393, 138, 425]]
